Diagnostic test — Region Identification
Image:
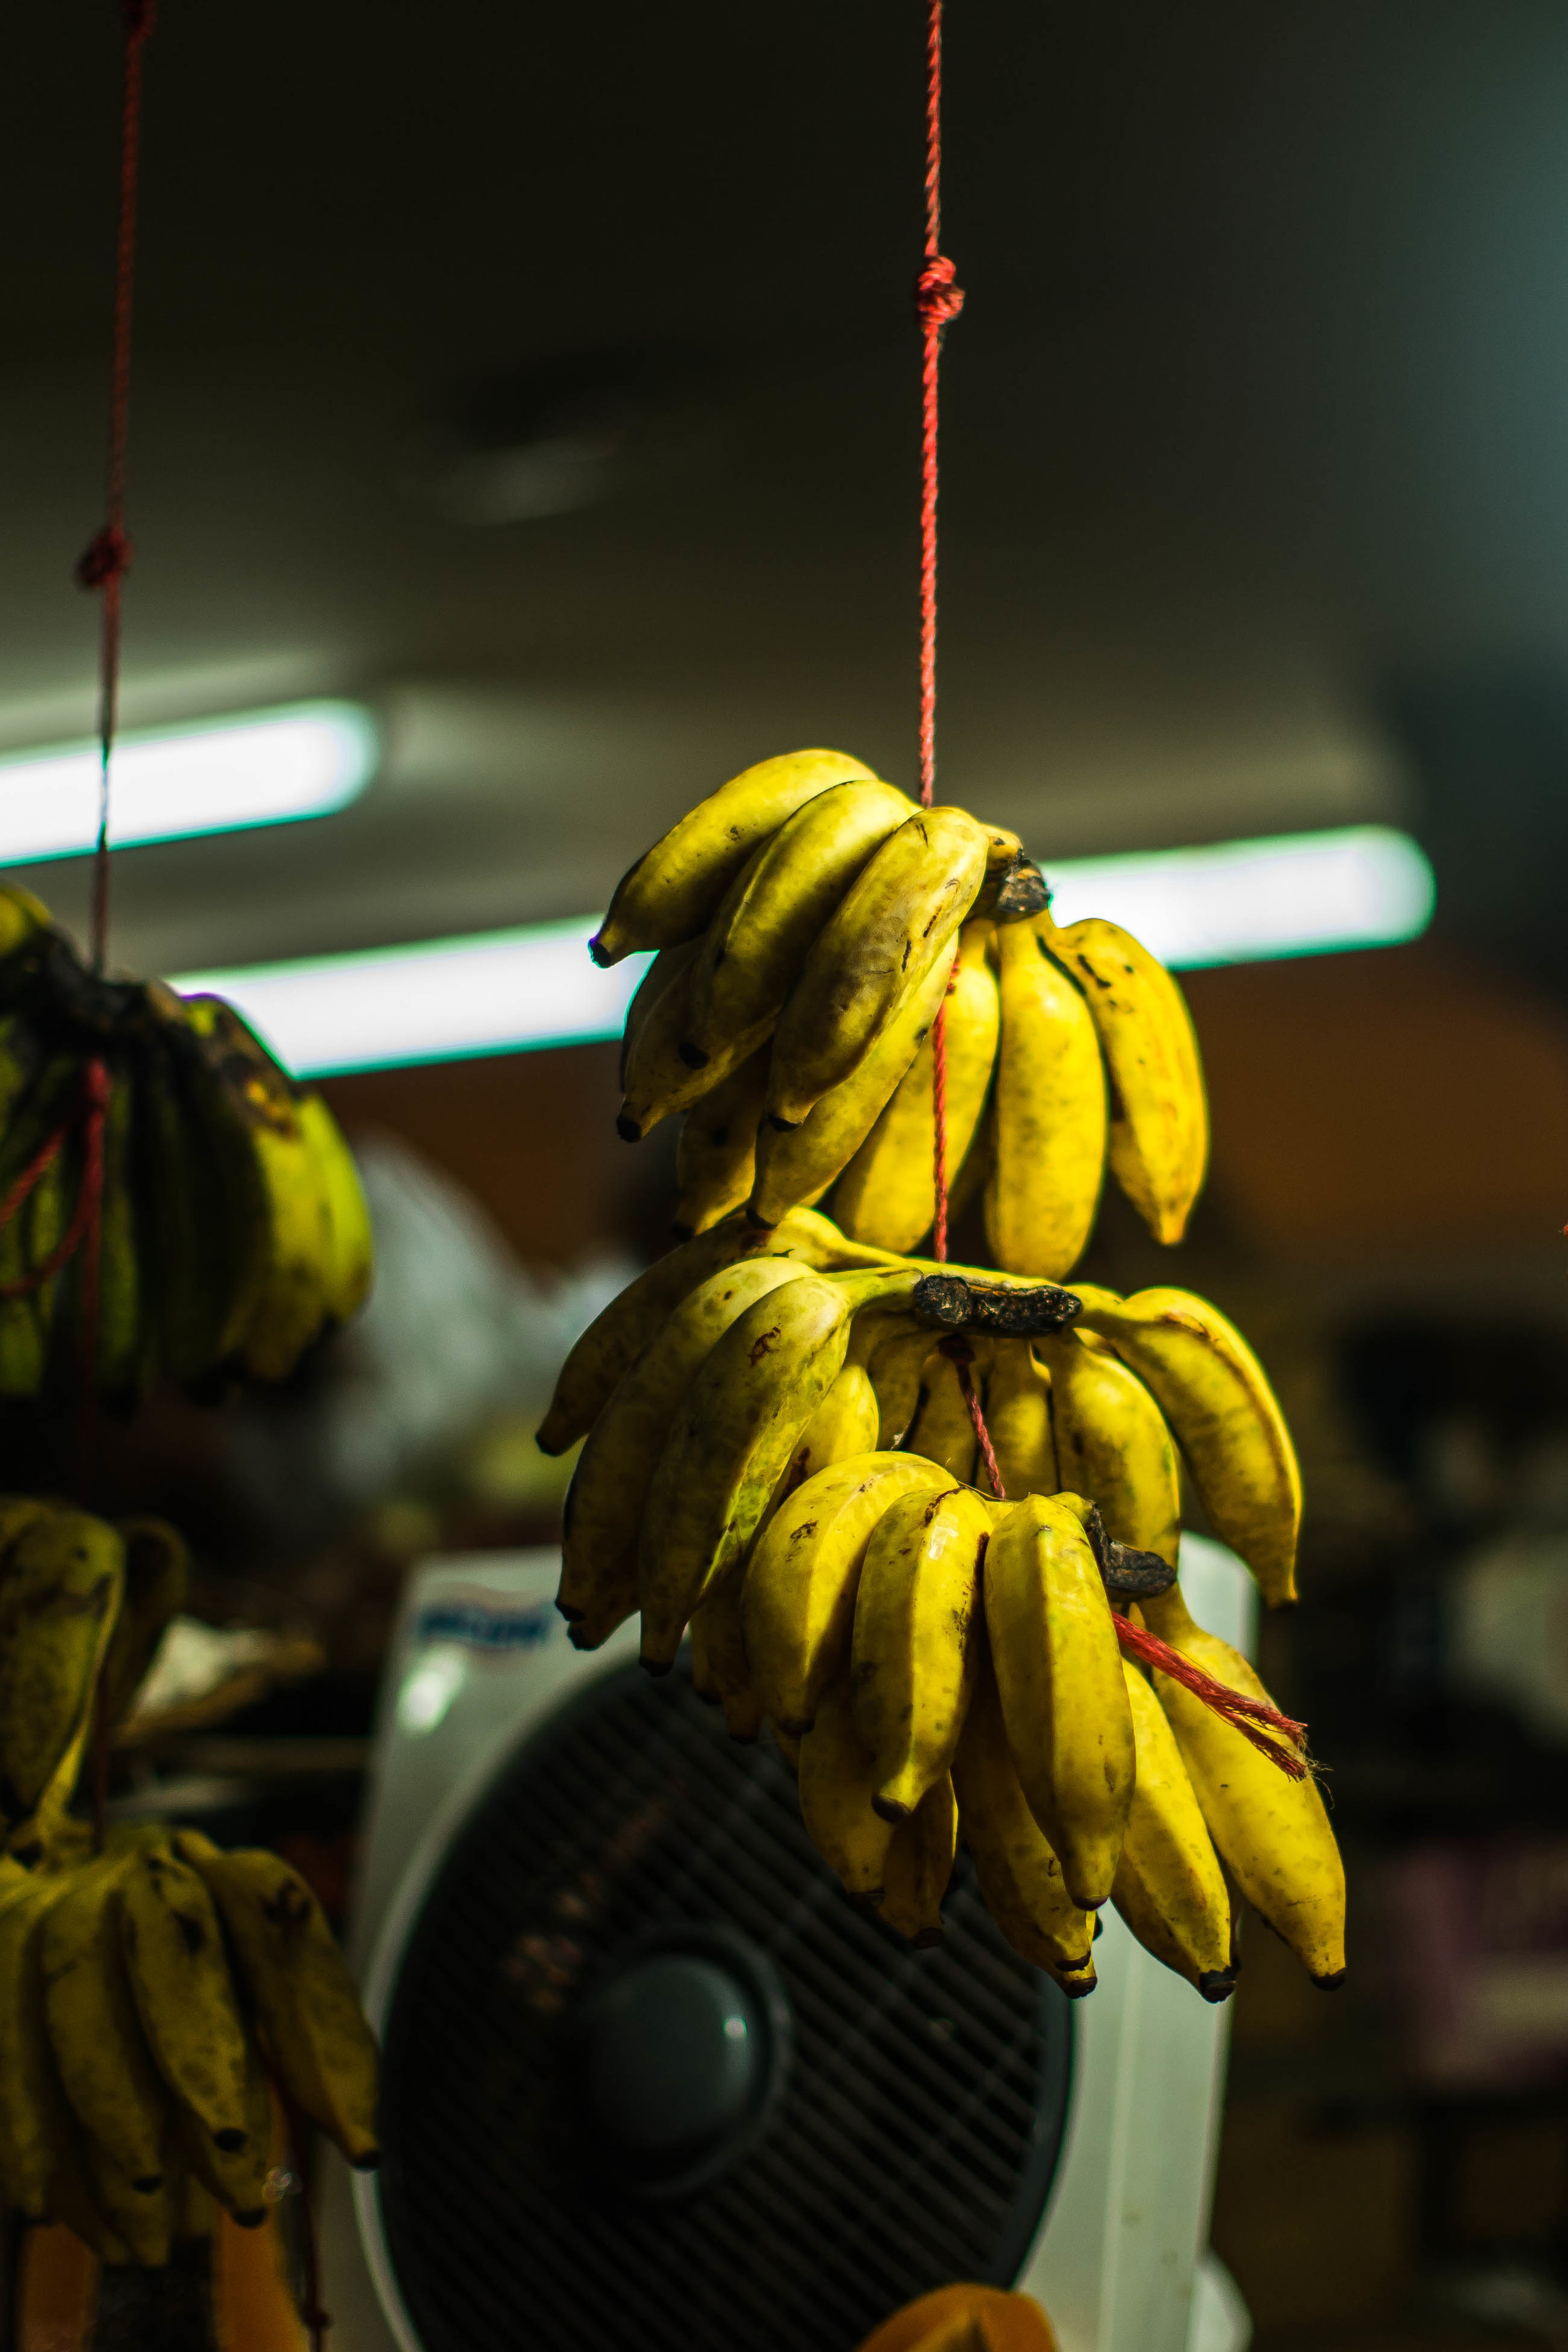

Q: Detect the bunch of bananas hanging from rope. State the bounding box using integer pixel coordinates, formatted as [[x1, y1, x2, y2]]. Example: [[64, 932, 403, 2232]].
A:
[[591, 748, 1205, 1267], [0, 1496, 378, 2265], [540, 1205, 1344, 2003], [0, 884, 372, 1409]]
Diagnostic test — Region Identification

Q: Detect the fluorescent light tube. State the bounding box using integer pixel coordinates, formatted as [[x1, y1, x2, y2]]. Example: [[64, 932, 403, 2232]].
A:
[[0, 701, 377, 862], [174, 824, 1434, 1081], [1045, 825, 1434, 969], [173, 923, 654, 1079]]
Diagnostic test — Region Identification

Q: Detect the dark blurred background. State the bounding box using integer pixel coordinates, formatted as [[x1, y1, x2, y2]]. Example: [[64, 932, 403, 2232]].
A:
[[11, 4, 1568, 2346]]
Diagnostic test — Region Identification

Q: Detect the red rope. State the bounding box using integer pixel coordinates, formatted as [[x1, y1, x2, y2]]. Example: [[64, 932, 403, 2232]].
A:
[[1115, 1613, 1310, 1779], [0, 1062, 110, 1302], [77, 0, 155, 980]]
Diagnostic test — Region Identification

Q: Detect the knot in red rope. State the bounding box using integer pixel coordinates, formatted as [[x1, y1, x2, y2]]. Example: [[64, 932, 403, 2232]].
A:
[[916, 253, 965, 334], [75, 525, 133, 591]]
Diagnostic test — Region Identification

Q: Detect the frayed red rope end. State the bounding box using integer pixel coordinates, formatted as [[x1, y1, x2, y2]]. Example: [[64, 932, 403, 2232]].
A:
[[1115, 1612, 1310, 1779]]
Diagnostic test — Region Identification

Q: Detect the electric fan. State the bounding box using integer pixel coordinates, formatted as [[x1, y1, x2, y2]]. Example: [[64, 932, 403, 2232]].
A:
[[319, 1540, 1254, 2352]]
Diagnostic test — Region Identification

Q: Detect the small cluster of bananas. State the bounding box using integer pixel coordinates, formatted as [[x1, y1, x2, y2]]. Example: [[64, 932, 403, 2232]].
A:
[[0, 1821, 378, 2267], [591, 748, 1206, 1270], [0, 1496, 379, 2263], [541, 1205, 1344, 2000], [0, 884, 372, 1408]]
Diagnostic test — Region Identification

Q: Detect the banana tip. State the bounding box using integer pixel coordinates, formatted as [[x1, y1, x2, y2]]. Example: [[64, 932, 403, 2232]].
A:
[[767, 1113, 801, 1133], [744, 1203, 778, 1231], [1057, 1970, 1098, 2000], [349, 2149, 382, 2172], [535, 1429, 567, 1456], [556, 1599, 585, 1623], [587, 934, 612, 967], [677, 1041, 709, 1070], [639, 1653, 674, 1678], [213, 2129, 245, 2153], [670, 1221, 694, 1242], [615, 1111, 643, 1143], [235, 2208, 268, 2228], [1197, 1971, 1238, 2005], [871, 1793, 914, 1825], [1312, 1967, 1347, 1993]]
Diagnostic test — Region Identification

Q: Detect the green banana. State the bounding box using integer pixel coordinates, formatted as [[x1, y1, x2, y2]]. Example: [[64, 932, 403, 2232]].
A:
[[591, 748, 880, 965], [41, 1857, 171, 2191], [0, 1508, 124, 1851]]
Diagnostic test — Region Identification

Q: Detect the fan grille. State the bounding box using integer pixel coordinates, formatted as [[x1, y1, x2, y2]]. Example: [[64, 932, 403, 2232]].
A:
[[376, 1660, 1072, 2352]]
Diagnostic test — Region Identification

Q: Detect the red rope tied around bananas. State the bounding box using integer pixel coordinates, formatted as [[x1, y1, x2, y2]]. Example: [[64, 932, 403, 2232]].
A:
[[919, 0, 965, 1271], [75, 0, 155, 981], [1115, 1613, 1311, 1778]]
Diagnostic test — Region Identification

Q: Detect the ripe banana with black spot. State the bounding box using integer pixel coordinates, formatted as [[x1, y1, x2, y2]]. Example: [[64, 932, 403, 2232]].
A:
[[982, 1492, 1133, 1909], [118, 1846, 255, 2154], [1113, 1661, 1236, 2000], [681, 780, 916, 1070], [558, 1255, 812, 1646], [744, 1452, 955, 1734], [1037, 1327, 1180, 1565], [951, 1653, 1097, 1993], [834, 919, 1000, 1253], [1138, 1584, 1345, 1986], [591, 748, 880, 966], [851, 1483, 990, 1819], [748, 936, 960, 1228], [176, 1831, 381, 2167], [766, 807, 993, 1130], [1072, 1288, 1301, 1605]]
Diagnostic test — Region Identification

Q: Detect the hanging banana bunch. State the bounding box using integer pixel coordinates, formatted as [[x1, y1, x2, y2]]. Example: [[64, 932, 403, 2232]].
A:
[[593, 748, 1207, 1270], [0, 1495, 379, 2265], [0, 884, 373, 1406], [539, 1195, 1343, 2005]]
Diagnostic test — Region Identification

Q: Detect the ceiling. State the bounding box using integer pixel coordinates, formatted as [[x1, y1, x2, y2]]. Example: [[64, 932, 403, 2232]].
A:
[[6, 2, 1568, 982]]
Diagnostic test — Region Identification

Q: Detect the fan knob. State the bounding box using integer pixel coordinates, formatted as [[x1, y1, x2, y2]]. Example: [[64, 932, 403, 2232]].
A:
[[584, 1954, 761, 2159]]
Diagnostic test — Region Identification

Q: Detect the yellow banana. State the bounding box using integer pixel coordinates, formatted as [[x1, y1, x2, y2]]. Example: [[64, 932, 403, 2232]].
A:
[[117, 1846, 255, 2151], [558, 1255, 812, 1646], [41, 1858, 171, 2191], [682, 780, 916, 1067], [175, 2026, 271, 2224], [983, 1340, 1057, 1498], [1044, 917, 1207, 1245], [765, 1360, 881, 1510], [951, 1655, 1097, 1991], [672, 1047, 769, 1238], [1036, 1328, 1180, 1564], [688, 1569, 764, 1741], [534, 1206, 896, 1454], [1071, 1288, 1301, 1604], [179, 997, 332, 1382], [749, 936, 960, 1227], [0, 1865, 68, 2217], [834, 920, 1000, 1252], [902, 1344, 982, 1483], [744, 1452, 955, 1734], [1113, 1661, 1235, 1999], [618, 939, 699, 1088], [850, 1484, 989, 1818], [766, 807, 995, 1128], [619, 930, 767, 1142], [878, 1777, 958, 1947], [0, 882, 52, 967], [985, 918, 1106, 1278], [639, 1274, 897, 1668], [0, 1508, 124, 1853], [1138, 1584, 1345, 1986], [863, 1322, 933, 1449], [298, 1092, 374, 1325], [175, 1833, 381, 2166], [591, 748, 880, 965], [101, 1517, 189, 1727], [982, 1493, 1133, 1908], [797, 1677, 893, 1904]]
